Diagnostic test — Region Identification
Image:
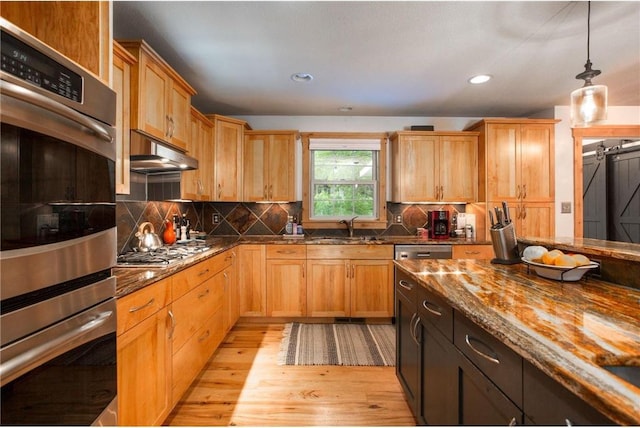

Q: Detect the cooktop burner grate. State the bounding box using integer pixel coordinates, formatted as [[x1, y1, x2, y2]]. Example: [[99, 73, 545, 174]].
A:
[[116, 241, 211, 267]]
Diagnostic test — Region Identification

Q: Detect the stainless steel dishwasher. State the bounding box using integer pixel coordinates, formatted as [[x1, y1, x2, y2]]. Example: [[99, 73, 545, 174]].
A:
[[394, 244, 453, 260]]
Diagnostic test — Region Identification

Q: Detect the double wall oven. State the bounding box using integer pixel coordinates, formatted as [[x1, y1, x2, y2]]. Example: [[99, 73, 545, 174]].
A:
[[0, 18, 118, 425]]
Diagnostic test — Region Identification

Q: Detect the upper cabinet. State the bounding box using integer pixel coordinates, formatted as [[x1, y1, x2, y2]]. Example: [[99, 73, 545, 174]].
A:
[[243, 130, 298, 202], [1, 2, 111, 82], [206, 115, 250, 201], [390, 132, 478, 203], [118, 40, 196, 151], [182, 107, 214, 201], [112, 42, 137, 195]]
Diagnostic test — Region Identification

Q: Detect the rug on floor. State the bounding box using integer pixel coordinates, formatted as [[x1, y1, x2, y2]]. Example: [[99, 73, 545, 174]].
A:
[[277, 322, 396, 366]]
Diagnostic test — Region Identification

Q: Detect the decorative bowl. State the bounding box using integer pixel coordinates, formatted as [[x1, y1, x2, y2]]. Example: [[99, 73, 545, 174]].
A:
[[521, 258, 599, 282]]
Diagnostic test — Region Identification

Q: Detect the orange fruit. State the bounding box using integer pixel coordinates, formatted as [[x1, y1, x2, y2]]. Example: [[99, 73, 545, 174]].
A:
[[541, 249, 563, 265], [554, 254, 577, 267], [572, 254, 591, 266]]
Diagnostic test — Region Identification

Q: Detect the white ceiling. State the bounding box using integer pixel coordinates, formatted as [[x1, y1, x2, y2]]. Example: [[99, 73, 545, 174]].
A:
[[113, 1, 640, 117]]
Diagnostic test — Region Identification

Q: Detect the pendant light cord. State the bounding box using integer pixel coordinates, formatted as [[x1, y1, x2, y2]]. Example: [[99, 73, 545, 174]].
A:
[[586, 1, 591, 62]]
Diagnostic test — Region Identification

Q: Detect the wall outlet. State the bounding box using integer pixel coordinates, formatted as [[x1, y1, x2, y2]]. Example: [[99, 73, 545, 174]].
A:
[[561, 202, 572, 214], [213, 213, 220, 224], [395, 215, 403, 223]]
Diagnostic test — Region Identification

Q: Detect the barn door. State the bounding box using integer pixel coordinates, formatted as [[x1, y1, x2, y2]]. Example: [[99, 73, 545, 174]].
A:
[[582, 155, 607, 239], [607, 149, 640, 243]]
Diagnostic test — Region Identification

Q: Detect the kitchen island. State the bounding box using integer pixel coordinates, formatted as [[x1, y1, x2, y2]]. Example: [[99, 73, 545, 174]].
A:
[[394, 258, 640, 425]]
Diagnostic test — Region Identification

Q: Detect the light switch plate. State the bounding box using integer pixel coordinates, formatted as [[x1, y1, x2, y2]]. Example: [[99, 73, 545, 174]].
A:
[[561, 202, 572, 213]]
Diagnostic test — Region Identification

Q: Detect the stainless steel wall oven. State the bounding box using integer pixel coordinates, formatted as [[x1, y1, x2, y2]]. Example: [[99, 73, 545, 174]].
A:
[[0, 18, 118, 425]]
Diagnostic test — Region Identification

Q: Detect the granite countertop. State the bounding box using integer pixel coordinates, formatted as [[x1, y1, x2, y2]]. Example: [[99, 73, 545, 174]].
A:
[[113, 235, 491, 297], [394, 259, 640, 425]]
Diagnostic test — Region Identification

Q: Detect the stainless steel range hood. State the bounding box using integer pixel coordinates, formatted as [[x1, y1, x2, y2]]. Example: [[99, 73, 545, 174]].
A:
[[129, 131, 198, 173]]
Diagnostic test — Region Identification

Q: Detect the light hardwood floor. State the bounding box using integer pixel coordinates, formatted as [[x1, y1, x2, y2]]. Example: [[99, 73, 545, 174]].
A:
[[164, 323, 416, 426]]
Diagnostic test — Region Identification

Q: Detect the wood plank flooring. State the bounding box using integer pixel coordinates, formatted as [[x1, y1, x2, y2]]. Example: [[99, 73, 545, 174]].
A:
[[164, 323, 416, 426]]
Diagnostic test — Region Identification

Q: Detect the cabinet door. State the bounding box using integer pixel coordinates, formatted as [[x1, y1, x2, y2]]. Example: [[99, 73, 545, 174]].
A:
[[167, 82, 190, 151], [306, 260, 349, 317], [392, 134, 438, 202], [215, 119, 243, 201], [139, 55, 169, 141], [486, 124, 520, 202], [420, 320, 458, 425], [268, 133, 296, 201], [113, 43, 131, 195], [350, 260, 393, 317], [440, 135, 477, 202], [395, 285, 419, 415], [519, 124, 554, 202], [181, 110, 202, 200], [117, 308, 172, 426], [237, 245, 266, 316], [266, 259, 306, 317], [222, 262, 238, 333], [457, 351, 523, 426], [515, 202, 554, 238], [200, 119, 214, 200], [243, 134, 268, 201]]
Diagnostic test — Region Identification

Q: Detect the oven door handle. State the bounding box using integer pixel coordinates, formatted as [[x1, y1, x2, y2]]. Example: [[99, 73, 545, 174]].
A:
[[1, 80, 113, 143], [0, 308, 114, 385]]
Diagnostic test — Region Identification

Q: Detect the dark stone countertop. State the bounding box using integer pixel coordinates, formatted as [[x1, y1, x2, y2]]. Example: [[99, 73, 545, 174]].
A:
[[394, 259, 640, 425]]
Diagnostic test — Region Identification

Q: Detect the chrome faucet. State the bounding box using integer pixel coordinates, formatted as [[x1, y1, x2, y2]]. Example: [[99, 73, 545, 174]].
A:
[[339, 216, 358, 237]]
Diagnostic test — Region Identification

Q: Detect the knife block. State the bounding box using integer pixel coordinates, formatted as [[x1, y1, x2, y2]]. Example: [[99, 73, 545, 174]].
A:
[[490, 222, 520, 264]]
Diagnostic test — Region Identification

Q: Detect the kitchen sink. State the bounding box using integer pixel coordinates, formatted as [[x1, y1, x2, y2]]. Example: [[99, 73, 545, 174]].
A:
[[601, 365, 640, 389]]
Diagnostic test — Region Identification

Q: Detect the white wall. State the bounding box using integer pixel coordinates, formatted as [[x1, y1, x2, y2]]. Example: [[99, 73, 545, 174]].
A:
[[553, 106, 640, 237]]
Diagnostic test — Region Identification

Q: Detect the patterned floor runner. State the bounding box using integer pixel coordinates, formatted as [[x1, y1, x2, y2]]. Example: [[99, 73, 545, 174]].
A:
[[277, 322, 396, 366]]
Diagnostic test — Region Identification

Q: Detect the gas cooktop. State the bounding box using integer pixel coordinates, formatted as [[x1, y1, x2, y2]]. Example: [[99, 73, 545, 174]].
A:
[[116, 241, 211, 268]]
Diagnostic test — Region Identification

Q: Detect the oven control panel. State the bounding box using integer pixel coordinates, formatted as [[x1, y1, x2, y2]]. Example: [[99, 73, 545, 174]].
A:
[[1, 30, 82, 102]]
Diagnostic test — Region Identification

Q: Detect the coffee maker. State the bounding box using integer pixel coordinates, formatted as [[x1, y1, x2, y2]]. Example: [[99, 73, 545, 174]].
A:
[[428, 210, 449, 239]]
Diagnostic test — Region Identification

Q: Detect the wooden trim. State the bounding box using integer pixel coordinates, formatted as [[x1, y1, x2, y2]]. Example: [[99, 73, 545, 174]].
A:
[[301, 133, 388, 228], [572, 125, 640, 238]]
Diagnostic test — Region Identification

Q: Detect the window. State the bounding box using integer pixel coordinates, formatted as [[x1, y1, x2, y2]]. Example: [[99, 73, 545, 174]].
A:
[[301, 133, 388, 228], [311, 150, 378, 219]]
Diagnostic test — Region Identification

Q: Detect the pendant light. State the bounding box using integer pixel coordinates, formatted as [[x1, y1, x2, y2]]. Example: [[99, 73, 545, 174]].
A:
[[570, 1, 607, 128]]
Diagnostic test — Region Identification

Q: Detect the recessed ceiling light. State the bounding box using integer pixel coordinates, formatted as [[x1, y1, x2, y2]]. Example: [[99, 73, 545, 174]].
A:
[[338, 106, 353, 112], [291, 72, 314, 82], [468, 74, 492, 84]]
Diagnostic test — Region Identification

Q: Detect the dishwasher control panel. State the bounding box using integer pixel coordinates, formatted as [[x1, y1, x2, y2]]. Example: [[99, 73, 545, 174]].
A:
[[394, 244, 452, 260]]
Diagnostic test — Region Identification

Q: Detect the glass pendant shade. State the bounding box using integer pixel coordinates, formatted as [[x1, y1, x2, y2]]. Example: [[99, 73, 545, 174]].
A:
[[570, 83, 607, 127]]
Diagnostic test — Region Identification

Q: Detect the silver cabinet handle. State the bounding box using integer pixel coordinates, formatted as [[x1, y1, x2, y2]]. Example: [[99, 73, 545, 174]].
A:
[[198, 288, 210, 299], [198, 268, 210, 277], [129, 298, 155, 313], [198, 329, 210, 342], [464, 334, 500, 364], [398, 279, 413, 291], [565, 419, 573, 427], [509, 417, 517, 426], [167, 310, 175, 339], [421, 300, 442, 317]]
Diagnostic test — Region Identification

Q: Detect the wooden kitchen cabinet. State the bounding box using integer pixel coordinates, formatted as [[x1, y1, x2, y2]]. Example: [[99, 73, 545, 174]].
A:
[[466, 119, 558, 238], [307, 245, 394, 318], [112, 41, 136, 195], [1, 2, 111, 82], [222, 251, 238, 333], [243, 130, 297, 202], [237, 244, 267, 316], [206, 114, 249, 201], [266, 245, 307, 317], [116, 277, 172, 426], [452, 244, 494, 259], [119, 40, 196, 151], [182, 107, 214, 200], [390, 132, 478, 203]]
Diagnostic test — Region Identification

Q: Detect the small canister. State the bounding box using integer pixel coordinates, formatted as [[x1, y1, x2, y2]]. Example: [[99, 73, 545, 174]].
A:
[[465, 225, 473, 239]]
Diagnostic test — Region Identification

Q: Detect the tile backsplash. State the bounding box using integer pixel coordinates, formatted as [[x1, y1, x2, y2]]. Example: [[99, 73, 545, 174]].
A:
[[116, 200, 466, 254]]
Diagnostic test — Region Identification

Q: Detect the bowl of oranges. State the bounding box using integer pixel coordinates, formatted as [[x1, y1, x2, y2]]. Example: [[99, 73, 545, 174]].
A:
[[521, 246, 599, 281]]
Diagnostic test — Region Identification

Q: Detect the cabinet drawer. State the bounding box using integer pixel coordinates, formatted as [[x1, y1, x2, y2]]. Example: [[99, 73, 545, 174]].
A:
[[117, 277, 171, 336], [172, 279, 224, 353], [172, 309, 224, 404], [395, 267, 418, 302], [452, 245, 494, 259], [307, 244, 393, 260], [172, 254, 227, 300], [266, 244, 306, 259], [417, 285, 453, 341], [454, 312, 523, 407]]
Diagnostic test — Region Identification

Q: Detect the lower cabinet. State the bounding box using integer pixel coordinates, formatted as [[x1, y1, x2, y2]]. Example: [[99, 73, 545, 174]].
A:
[[395, 266, 613, 426], [117, 278, 172, 426], [237, 244, 267, 316], [266, 245, 307, 317]]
